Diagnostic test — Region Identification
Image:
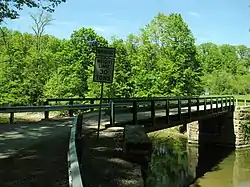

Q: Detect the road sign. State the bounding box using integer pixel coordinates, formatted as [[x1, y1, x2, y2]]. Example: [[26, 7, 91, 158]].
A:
[[93, 47, 115, 83], [96, 47, 116, 58], [93, 47, 116, 140]]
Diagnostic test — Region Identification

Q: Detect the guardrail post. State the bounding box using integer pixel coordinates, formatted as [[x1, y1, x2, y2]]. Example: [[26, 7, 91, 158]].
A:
[[110, 101, 115, 126], [204, 98, 207, 115], [236, 99, 238, 107], [132, 100, 137, 125], [69, 100, 74, 117], [225, 96, 227, 110], [245, 100, 247, 106], [151, 100, 155, 126], [44, 100, 49, 119], [90, 99, 94, 112], [188, 98, 191, 120], [197, 98, 199, 117], [178, 98, 181, 121], [229, 97, 231, 111], [9, 112, 14, 124], [221, 97, 223, 112], [210, 97, 213, 114], [231, 97, 234, 111], [166, 99, 169, 124], [216, 97, 219, 113]]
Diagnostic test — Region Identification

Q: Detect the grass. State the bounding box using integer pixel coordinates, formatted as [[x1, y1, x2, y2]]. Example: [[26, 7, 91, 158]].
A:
[[0, 111, 60, 124], [233, 95, 250, 100], [147, 126, 187, 141], [0, 116, 34, 124], [200, 94, 250, 100]]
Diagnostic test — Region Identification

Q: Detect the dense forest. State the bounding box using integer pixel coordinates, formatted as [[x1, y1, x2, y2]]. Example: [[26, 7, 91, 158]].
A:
[[0, 12, 250, 106]]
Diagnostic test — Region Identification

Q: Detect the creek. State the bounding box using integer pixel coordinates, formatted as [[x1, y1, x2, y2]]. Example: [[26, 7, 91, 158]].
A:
[[145, 130, 250, 187]]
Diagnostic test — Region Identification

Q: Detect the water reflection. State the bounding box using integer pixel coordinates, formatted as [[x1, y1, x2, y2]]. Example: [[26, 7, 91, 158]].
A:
[[233, 149, 250, 187], [146, 134, 250, 187], [146, 135, 193, 187]]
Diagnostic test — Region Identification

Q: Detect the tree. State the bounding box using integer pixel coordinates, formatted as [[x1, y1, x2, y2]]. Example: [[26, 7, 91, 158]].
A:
[[105, 36, 135, 98], [0, 0, 65, 23], [0, 29, 35, 105], [198, 42, 250, 95], [197, 43, 222, 73], [30, 10, 54, 52], [1, 12, 250, 106], [219, 44, 238, 75], [44, 27, 108, 99], [134, 13, 202, 96]]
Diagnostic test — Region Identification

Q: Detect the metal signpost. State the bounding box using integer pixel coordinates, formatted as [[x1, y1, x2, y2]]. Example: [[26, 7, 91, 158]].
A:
[[93, 47, 116, 139]]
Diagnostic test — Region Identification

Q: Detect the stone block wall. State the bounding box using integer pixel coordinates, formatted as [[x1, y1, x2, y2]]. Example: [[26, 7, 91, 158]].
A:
[[187, 107, 250, 149], [234, 106, 250, 149], [187, 121, 199, 144], [187, 112, 235, 146]]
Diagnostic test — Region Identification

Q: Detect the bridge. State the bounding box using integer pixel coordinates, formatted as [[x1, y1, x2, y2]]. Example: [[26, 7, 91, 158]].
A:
[[0, 96, 250, 187]]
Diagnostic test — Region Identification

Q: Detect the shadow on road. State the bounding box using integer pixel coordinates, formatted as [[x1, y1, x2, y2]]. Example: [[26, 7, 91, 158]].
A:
[[0, 129, 70, 187], [0, 118, 73, 158], [0, 118, 73, 187]]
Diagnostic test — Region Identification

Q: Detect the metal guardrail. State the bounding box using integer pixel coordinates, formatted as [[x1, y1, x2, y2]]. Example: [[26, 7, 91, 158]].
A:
[[0, 103, 109, 113], [0, 104, 110, 124], [68, 114, 84, 187]]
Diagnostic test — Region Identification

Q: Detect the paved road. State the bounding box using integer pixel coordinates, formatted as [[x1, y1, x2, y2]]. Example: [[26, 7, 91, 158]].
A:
[[0, 118, 73, 187], [0, 102, 230, 186]]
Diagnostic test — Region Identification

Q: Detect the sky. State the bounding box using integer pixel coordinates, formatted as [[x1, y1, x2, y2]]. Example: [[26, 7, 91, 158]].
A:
[[3, 0, 250, 45]]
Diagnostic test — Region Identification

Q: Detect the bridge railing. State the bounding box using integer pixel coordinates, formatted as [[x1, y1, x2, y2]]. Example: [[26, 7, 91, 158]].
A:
[[45, 97, 196, 117], [44, 96, 234, 116], [1, 96, 235, 125], [235, 99, 250, 107], [107, 96, 235, 126]]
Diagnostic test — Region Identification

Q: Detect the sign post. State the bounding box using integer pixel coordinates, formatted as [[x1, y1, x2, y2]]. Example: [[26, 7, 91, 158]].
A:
[[93, 47, 116, 139]]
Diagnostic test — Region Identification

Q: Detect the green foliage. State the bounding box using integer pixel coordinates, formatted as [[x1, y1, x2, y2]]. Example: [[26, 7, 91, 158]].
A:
[[240, 111, 250, 141], [1, 11, 250, 106], [0, 0, 65, 22], [199, 42, 250, 95], [130, 13, 202, 97], [44, 62, 85, 98], [242, 121, 250, 142]]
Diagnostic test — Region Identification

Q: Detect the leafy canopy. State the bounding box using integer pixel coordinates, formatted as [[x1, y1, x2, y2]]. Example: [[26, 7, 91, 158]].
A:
[[0, 0, 65, 22]]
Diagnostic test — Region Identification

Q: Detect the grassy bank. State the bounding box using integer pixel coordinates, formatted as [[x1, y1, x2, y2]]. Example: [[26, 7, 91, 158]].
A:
[[233, 95, 250, 100], [201, 94, 250, 100], [147, 126, 187, 141]]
